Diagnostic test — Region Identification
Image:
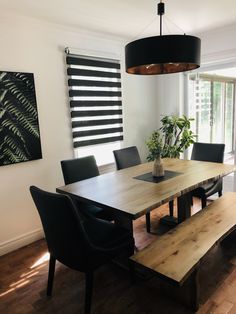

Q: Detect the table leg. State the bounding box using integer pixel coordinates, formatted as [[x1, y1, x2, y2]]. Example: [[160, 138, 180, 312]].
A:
[[160, 215, 178, 226], [114, 215, 133, 235], [114, 216, 140, 253], [177, 192, 191, 224], [160, 192, 192, 226], [113, 217, 137, 269]]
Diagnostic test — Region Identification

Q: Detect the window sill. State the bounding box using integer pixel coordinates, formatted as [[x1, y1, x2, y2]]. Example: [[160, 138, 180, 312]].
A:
[[98, 163, 116, 174]]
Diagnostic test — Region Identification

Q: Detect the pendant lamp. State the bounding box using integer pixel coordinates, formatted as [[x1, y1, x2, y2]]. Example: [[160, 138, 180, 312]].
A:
[[125, 1, 201, 75]]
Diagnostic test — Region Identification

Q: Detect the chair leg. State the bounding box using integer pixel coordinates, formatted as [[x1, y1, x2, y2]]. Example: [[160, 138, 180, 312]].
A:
[[47, 255, 56, 296], [190, 195, 193, 206], [85, 272, 93, 314], [145, 213, 151, 233], [201, 196, 207, 209], [218, 190, 222, 197], [169, 200, 174, 217]]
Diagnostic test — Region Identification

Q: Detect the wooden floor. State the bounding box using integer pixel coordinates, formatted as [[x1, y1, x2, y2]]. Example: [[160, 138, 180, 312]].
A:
[[1, 199, 236, 314]]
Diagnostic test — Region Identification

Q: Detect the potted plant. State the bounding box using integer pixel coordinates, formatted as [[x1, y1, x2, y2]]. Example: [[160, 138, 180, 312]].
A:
[[146, 130, 165, 177], [146, 115, 195, 177]]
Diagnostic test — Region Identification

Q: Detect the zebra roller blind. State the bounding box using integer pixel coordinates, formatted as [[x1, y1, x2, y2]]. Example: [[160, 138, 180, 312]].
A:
[[66, 53, 123, 148]]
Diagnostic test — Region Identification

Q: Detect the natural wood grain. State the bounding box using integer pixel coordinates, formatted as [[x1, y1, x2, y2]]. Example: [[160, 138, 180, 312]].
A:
[[131, 192, 236, 285], [57, 158, 236, 220]]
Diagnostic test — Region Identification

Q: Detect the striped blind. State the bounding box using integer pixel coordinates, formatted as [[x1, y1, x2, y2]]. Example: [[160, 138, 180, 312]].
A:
[[66, 53, 123, 148]]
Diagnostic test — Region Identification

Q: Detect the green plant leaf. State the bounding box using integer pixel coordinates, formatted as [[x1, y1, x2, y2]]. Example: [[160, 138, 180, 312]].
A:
[[146, 115, 195, 160]]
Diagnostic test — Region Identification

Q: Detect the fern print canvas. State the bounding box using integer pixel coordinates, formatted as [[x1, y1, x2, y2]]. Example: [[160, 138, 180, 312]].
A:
[[0, 71, 42, 166]]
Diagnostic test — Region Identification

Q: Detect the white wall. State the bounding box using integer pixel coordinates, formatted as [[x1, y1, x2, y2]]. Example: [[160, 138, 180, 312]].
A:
[[122, 74, 159, 160], [122, 71, 182, 160], [199, 24, 236, 65], [156, 73, 183, 119], [0, 13, 161, 255]]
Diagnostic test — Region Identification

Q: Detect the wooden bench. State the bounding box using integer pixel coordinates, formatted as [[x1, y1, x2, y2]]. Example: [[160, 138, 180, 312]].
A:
[[130, 192, 236, 311]]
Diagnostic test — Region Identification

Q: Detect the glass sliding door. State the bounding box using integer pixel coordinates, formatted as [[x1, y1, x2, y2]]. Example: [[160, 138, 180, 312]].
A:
[[225, 82, 234, 153], [212, 81, 224, 144], [189, 73, 235, 155]]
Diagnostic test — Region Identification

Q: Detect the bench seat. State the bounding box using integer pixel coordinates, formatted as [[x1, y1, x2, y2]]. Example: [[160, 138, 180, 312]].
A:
[[130, 192, 236, 310]]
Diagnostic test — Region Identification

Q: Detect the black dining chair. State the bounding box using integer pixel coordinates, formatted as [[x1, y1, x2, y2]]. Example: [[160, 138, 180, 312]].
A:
[[61, 156, 113, 221], [191, 142, 225, 208], [30, 186, 134, 314], [113, 146, 141, 170]]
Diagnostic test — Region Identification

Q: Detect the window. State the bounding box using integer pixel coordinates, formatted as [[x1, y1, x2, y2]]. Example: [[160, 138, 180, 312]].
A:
[[66, 51, 123, 165], [189, 72, 235, 154]]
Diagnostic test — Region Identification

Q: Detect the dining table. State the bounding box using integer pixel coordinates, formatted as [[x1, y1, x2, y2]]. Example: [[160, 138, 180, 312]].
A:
[[56, 158, 236, 235]]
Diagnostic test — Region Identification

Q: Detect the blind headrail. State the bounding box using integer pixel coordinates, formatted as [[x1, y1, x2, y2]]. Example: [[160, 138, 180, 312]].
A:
[[65, 47, 120, 63]]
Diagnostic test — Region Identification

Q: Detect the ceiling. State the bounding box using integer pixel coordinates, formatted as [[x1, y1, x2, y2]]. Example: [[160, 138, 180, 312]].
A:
[[1, 0, 236, 40], [205, 67, 236, 78]]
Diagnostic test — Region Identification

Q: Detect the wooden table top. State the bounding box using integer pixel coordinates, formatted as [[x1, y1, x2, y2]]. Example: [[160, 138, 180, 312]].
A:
[[56, 158, 236, 220]]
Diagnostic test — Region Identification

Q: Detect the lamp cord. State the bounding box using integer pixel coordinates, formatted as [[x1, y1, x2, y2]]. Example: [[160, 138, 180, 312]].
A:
[[125, 0, 185, 43], [160, 13, 162, 35], [127, 16, 158, 42], [158, 1, 165, 36], [165, 16, 186, 34]]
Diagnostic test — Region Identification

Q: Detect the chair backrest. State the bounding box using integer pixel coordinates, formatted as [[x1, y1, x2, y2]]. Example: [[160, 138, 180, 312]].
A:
[[61, 156, 99, 184], [191, 142, 225, 163], [30, 186, 92, 271], [113, 146, 141, 170]]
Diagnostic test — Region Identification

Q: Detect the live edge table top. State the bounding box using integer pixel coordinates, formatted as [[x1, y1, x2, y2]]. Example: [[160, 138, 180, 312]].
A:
[[56, 158, 236, 220]]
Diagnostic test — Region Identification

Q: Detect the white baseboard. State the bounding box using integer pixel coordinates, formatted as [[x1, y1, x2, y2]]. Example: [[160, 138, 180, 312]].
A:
[[0, 228, 44, 256]]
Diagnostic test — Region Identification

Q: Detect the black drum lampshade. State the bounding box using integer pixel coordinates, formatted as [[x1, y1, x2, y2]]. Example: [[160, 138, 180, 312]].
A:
[[125, 1, 201, 75]]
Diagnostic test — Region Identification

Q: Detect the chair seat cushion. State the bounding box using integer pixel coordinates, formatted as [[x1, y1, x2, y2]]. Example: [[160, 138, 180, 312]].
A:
[[84, 218, 133, 248], [74, 200, 114, 221], [192, 178, 222, 198], [196, 182, 215, 193]]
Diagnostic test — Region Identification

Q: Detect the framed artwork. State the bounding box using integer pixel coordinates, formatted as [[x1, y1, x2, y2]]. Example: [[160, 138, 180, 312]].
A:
[[0, 71, 42, 166]]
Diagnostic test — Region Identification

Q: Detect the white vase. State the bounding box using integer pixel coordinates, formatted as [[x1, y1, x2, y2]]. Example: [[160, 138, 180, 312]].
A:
[[152, 156, 165, 177]]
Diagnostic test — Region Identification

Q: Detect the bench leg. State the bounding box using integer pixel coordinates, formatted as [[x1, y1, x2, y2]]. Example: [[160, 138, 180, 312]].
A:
[[129, 260, 136, 284], [189, 268, 200, 312]]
